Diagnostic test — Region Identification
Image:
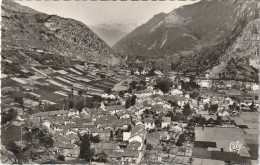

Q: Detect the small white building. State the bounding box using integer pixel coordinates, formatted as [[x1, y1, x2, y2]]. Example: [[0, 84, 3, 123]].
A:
[[143, 118, 155, 130], [123, 132, 131, 141], [170, 89, 183, 95], [161, 117, 171, 128], [251, 84, 259, 91]]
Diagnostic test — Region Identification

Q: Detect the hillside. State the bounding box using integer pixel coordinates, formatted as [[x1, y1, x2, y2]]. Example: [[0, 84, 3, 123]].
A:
[[208, 19, 259, 80], [113, 0, 259, 71], [2, 0, 123, 66]]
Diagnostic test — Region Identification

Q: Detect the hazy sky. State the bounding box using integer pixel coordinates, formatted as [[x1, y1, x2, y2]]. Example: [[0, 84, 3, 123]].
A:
[[17, 1, 198, 26]]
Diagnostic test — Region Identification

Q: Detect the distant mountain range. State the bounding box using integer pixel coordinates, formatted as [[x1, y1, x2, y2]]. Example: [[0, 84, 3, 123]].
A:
[[113, 0, 259, 80], [2, 0, 123, 66], [89, 23, 140, 46]]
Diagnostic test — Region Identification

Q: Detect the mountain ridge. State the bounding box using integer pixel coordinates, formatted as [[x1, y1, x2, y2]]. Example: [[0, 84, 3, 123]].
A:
[[113, 0, 259, 73], [2, 0, 123, 66]]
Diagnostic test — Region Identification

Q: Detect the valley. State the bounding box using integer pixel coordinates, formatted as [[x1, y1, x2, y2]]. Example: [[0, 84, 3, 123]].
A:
[[1, 0, 259, 164]]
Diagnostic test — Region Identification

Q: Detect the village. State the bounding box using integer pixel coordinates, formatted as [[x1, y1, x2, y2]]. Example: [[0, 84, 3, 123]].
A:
[[1, 48, 259, 164]]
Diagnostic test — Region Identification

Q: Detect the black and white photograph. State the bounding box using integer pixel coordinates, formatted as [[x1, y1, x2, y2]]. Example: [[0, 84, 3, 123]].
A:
[[1, 0, 259, 164]]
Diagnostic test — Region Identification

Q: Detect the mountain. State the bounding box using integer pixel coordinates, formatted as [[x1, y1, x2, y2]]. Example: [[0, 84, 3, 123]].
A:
[[2, 0, 123, 66], [89, 23, 139, 46], [113, 0, 259, 72], [207, 19, 259, 80], [89, 27, 127, 47]]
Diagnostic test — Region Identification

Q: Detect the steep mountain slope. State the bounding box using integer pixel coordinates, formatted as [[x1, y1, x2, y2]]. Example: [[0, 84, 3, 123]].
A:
[[208, 19, 259, 80], [2, 0, 123, 66], [113, 0, 259, 70]]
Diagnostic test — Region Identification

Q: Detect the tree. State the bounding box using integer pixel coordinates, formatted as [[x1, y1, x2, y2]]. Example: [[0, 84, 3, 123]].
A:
[[146, 144, 153, 150], [6, 141, 21, 164], [147, 67, 156, 76], [119, 91, 125, 97], [58, 154, 65, 161], [140, 80, 146, 86], [79, 134, 95, 161], [249, 100, 256, 111], [131, 70, 134, 75], [78, 90, 83, 96], [204, 103, 209, 111], [69, 100, 74, 109], [176, 133, 186, 146], [14, 97, 23, 105], [190, 91, 200, 99], [183, 103, 193, 117], [155, 77, 172, 93], [38, 131, 54, 148], [75, 100, 84, 112], [90, 134, 100, 143], [168, 100, 179, 108], [23, 131, 32, 141], [138, 67, 143, 74], [215, 116, 222, 125], [125, 95, 136, 108], [1, 109, 18, 125], [209, 104, 218, 114], [172, 112, 183, 121]]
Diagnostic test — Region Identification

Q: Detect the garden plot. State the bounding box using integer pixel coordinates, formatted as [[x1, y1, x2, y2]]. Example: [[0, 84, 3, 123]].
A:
[[54, 70, 68, 75], [69, 68, 83, 75], [66, 74, 91, 83], [54, 91, 68, 97], [11, 77, 28, 84], [74, 65, 85, 72]]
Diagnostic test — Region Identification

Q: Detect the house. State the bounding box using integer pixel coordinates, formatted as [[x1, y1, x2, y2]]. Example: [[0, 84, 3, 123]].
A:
[[161, 117, 171, 128], [198, 80, 212, 88], [91, 142, 121, 154], [61, 144, 79, 158], [129, 123, 146, 146], [97, 129, 111, 141], [193, 126, 251, 163], [106, 151, 123, 162], [146, 132, 160, 146], [127, 141, 142, 150], [123, 132, 131, 141], [143, 118, 155, 130], [171, 96, 189, 107], [104, 105, 125, 115], [251, 84, 259, 91], [170, 89, 183, 95], [122, 150, 139, 163]]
